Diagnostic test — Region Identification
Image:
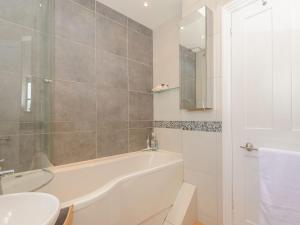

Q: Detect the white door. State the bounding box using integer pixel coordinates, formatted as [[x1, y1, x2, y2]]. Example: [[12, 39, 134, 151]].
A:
[[231, 0, 300, 224]]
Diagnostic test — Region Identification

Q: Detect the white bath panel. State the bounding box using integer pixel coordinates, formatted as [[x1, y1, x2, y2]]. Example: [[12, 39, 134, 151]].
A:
[[165, 183, 197, 225], [139, 208, 170, 225]]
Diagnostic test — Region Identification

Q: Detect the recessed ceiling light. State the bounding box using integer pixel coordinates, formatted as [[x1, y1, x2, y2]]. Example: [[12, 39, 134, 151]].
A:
[[144, 1, 149, 7], [180, 26, 184, 31]]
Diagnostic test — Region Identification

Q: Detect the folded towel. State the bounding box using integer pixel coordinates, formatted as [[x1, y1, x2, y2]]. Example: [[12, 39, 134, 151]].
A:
[[259, 148, 300, 225]]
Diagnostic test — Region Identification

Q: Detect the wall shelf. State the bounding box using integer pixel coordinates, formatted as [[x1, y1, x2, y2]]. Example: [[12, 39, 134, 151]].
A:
[[152, 86, 179, 93]]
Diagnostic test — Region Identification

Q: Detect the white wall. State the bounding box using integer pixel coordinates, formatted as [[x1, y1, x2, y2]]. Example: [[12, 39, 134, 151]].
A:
[[153, 0, 231, 224]]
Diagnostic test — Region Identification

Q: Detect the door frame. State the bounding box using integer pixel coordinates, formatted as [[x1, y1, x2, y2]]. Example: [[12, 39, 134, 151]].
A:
[[221, 0, 259, 224]]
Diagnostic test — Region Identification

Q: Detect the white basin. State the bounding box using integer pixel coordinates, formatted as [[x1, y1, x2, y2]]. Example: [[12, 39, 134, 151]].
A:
[[0, 193, 60, 225]]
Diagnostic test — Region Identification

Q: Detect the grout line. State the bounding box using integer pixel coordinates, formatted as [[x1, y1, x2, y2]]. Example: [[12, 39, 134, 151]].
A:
[[127, 26, 153, 40], [95, 12, 127, 28], [0, 119, 154, 123], [129, 90, 153, 95], [98, 48, 152, 68], [127, 17, 130, 153], [128, 57, 153, 68], [0, 130, 96, 138], [0, 17, 49, 35], [99, 49, 127, 60], [94, 0, 98, 158], [0, 16, 95, 50], [0, 6, 94, 51], [54, 77, 97, 87], [94, 7, 153, 39], [67, 0, 95, 13], [129, 128, 153, 130], [54, 34, 95, 50]]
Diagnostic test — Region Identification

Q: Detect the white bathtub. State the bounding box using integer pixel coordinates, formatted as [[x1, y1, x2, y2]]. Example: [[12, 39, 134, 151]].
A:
[[39, 150, 184, 225]]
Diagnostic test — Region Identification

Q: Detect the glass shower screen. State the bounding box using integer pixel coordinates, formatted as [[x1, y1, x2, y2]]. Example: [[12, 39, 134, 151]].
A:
[[0, 0, 54, 192]]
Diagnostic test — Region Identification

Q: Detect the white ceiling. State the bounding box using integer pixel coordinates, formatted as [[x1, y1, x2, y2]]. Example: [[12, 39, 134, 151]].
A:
[[96, 0, 181, 30]]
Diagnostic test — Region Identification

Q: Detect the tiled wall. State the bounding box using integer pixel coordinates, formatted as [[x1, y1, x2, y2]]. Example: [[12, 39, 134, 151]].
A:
[[0, 0, 153, 170], [52, 0, 154, 165], [153, 0, 231, 224]]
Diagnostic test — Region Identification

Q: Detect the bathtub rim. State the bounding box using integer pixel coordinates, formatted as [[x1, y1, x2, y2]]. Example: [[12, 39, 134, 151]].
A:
[[49, 149, 182, 173]]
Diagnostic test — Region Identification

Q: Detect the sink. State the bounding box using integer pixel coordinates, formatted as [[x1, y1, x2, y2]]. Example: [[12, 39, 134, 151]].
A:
[[0, 193, 60, 225]]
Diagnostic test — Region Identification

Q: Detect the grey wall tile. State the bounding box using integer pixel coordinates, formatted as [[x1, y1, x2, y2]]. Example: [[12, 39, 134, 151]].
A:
[[0, 71, 20, 87], [96, 14, 127, 57], [98, 120, 128, 130], [17, 134, 36, 172], [129, 60, 152, 93], [0, 20, 34, 75], [96, 50, 128, 89], [0, 122, 19, 136], [54, 81, 96, 131], [18, 133, 52, 172], [0, 77, 21, 121], [97, 87, 128, 128], [72, 0, 95, 11], [0, 0, 55, 32], [128, 30, 153, 66], [129, 92, 153, 121], [97, 128, 128, 157], [96, 2, 127, 26], [129, 128, 152, 152], [0, 133, 49, 172], [0, 135, 20, 171], [129, 121, 153, 129], [0, 0, 37, 29], [0, 19, 31, 42], [128, 18, 153, 37], [0, 21, 53, 79], [52, 132, 96, 165], [55, 37, 95, 84], [55, 0, 95, 47], [52, 121, 95, 133], [19, 122, 51, 134], [0, 42, 22, 75]]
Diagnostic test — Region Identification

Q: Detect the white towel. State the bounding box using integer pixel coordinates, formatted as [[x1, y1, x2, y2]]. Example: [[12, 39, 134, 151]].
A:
[[259, 148, 300, 225]]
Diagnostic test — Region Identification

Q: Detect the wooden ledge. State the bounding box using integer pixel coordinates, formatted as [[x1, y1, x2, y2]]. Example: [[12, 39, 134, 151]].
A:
[[55, 206, 74, 225]]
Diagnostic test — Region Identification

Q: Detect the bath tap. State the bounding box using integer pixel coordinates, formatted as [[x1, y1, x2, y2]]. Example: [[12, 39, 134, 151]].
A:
[[0, 169, 15, 195], [144, 132, 158, 151]]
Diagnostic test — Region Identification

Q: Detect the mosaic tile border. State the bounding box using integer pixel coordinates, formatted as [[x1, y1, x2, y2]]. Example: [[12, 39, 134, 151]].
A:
[[153, 121, 222, 133]]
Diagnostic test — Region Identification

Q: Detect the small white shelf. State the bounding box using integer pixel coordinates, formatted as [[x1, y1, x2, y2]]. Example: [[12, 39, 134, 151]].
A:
[[152, 86, 179, 93]]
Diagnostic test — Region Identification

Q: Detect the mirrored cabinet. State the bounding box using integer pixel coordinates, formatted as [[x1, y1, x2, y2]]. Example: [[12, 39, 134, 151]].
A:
[[179, 6, 214, 110]]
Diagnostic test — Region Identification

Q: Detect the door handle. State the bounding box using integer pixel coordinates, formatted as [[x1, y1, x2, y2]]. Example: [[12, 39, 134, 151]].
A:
[[240, 143, 258, 152]]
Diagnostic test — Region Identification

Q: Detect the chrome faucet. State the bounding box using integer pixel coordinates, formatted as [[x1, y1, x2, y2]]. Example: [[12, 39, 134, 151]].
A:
[[144, 132, 158, 151], [0, 169, 15, 176], [0, 159, 15, 195]]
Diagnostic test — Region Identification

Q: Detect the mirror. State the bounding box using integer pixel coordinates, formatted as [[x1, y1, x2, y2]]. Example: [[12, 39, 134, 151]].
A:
[[179, 6, 213, 110]]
